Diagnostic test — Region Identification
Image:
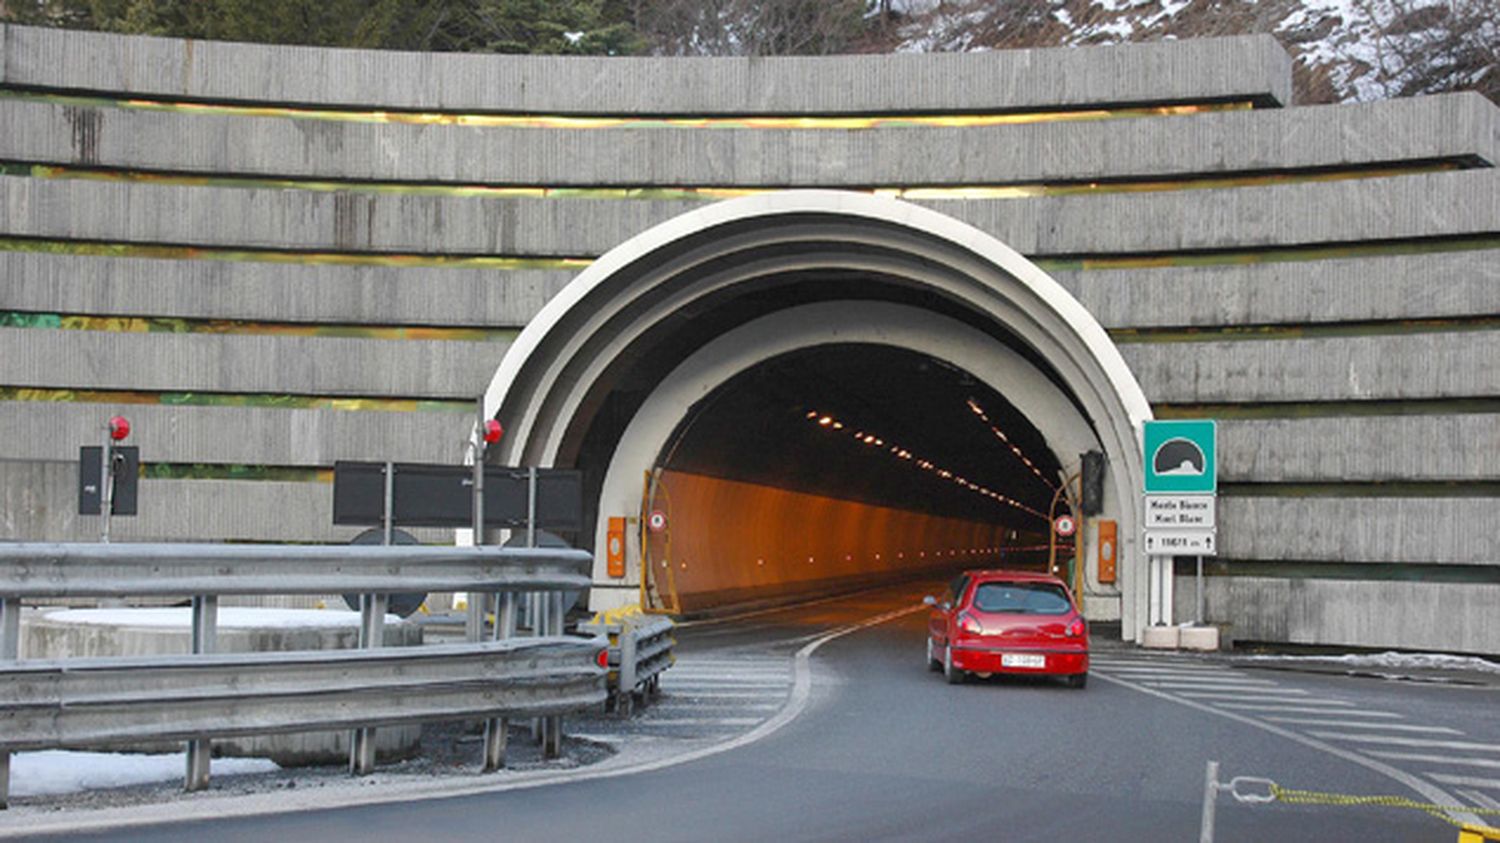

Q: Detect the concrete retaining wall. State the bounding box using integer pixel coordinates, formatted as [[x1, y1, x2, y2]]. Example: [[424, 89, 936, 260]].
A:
[[1175, 576, 1500, 655], [1, 26, 1294, 111], [4, 170, 1498, 257], [21, 609, 423, 764], [0, 26, 1496, 651], [2, 94, 1491, 186]]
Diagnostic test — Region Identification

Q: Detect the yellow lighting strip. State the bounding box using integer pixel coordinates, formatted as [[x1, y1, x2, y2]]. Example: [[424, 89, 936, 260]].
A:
[[0, 89, 1252, 130], [5, 159, 1462, 204], [965, 398, 1058, 492], [805, 409, 1048, 520]]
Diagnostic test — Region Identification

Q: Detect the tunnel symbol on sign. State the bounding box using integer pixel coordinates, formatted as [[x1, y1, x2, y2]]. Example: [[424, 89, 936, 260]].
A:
[[1152, 437, 1206, 477]]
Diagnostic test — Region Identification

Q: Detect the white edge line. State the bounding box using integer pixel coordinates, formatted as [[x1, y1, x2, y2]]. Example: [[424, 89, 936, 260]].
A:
[[1093, 670, 1483, 828], [0, 604, 926, 840]]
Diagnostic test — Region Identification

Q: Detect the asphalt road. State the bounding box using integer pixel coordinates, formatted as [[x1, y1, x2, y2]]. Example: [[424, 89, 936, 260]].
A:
[[62, 582, 1500, 842]]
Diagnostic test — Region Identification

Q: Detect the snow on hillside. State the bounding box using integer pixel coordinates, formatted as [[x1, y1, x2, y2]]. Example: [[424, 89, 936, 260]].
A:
[[893, 0, 1497, 105]]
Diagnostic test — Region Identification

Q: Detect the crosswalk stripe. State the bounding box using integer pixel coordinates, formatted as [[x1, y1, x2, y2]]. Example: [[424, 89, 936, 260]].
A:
[[1426, 773, 1500, 791], [1261, 718, 1463, 734], [1101, 669, 1271, 680], [1213, 704, 1401, 717], [1177, 692, 1323, 704], [1459, 789, 1500, 811], [637, 717, 764, 727], [1092, 660, 1229, 671], [1366, 751, 1500, 770], [665, 680, 790, 689], [652, 703, 782, 712], [1308, 733, 1500, 753], [1140, 681, 1283, 691], [663, 691, 786, 700]]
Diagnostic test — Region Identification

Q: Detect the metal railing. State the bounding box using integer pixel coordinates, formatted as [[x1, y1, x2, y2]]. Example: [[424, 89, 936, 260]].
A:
[[579, 611, 676, 716], [0, 542, 602, 808]]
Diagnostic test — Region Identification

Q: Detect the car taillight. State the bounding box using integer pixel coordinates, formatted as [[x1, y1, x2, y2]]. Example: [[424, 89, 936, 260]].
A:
[[958, 611, 983, 635], [596, 649, 609, 668], [1066, 618, 1087, 638]]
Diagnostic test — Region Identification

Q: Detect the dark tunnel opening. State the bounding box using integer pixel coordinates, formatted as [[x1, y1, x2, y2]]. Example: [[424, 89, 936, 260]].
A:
[[636, 344, 1069, 611]]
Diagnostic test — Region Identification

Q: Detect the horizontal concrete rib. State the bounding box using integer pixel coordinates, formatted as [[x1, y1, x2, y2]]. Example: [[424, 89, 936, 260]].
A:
[[1218, 497, 1498, 565], [1056, 249, 1500, 329], [1, 94, 1492, 187], [5, 248, 1496, 332], [0, 252, 572, 326], [0, 402, 473, 466], [1218, 415, 1500, 483], [0, 25, 1293, 112], [1174, 576, 1500, 653], [0, 328, 509, 398], [1122, 331, 1500, 403], [0, 461, 453, 543], [3, 169, 1497, 257]]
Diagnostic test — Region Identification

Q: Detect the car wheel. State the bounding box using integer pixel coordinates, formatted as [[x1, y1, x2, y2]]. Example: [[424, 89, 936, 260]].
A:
[[1066, 672, 1088, 689], [944, 645, 965, 685], [926, 638, 942, 672]]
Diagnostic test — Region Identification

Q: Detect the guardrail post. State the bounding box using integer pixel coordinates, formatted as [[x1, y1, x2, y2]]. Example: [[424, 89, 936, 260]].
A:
[[1, 595, 17, 810], [184, 595, 218, 792], [482, 590, 518, 772], [349, 592, 388, 776], [618, 619, 638, 718], [542, 591, 565, 759]]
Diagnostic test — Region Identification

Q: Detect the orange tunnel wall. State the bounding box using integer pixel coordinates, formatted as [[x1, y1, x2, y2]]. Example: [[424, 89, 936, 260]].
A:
[[645, 469, 1038, 612]]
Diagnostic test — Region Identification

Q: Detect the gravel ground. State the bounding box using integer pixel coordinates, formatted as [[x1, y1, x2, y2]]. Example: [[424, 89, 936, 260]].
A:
[[6, 720, 617, 816]]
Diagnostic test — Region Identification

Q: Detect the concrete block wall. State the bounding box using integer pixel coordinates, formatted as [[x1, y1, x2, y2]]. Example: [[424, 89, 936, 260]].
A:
[[0, 25, 1496, 652]]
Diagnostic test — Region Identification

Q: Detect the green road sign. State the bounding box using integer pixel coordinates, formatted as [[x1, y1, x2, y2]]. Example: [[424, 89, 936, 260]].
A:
[[1143, 420, 1217, 494]]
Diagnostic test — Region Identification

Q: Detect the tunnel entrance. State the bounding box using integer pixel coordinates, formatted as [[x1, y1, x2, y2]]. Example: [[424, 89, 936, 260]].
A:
[[639, 344, 1061, 612], [482, 191, 1157, 640]]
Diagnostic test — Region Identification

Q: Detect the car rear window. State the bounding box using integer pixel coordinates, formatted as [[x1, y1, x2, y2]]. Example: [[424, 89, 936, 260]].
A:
[[971, 582, 1071, 615]]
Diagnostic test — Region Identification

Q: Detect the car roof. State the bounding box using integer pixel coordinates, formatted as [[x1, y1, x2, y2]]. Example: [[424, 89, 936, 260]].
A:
[[962, 569, 1066, 585]]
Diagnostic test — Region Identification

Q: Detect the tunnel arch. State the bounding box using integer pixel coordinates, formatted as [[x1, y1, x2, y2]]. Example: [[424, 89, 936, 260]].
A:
[[482, 191, 1157, 640]]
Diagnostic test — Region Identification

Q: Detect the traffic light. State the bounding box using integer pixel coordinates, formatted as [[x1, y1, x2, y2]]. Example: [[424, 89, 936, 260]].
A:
[[1080, 450, 1105, 516]]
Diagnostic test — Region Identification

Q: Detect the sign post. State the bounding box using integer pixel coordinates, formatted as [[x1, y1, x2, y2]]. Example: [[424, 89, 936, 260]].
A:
[[1142, 420, 1217, 627]]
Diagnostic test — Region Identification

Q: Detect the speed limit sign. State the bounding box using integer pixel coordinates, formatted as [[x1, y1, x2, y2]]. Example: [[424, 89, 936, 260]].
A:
[[648, 510, 667, 533], [1054, 514, 1077, 537]]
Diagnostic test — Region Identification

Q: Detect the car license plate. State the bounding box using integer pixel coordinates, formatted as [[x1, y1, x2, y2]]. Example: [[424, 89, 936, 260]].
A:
[[1001, 653, 1046, 669]]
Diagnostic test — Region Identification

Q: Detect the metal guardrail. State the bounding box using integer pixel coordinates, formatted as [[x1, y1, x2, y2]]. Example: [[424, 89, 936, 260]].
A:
[[0, 638, 605, 749], [579, 611, 676, 716], [0, 542, 600, 808]]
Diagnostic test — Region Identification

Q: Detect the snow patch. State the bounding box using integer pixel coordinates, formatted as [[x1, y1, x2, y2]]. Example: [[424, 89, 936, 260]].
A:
[[41, 607, 400, 629], [1243, 651, 1500, 675], [10, 751, 278, 797]]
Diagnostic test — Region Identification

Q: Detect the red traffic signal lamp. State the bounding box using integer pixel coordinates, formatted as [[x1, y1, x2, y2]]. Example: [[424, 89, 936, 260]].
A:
[[108, 415, 131, 441], [482, 419, 503, 445]]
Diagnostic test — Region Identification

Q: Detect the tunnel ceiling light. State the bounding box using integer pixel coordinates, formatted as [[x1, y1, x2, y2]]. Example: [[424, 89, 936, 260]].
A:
[[804, 409, 1048, 521], [966, 399, 1061, 493]]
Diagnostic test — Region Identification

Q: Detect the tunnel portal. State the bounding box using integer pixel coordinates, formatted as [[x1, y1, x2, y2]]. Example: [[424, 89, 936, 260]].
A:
[[483, 192, 1155, 637]]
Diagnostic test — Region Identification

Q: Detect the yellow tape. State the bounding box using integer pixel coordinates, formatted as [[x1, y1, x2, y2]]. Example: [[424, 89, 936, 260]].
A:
[[1272, 785, 1500, 835]]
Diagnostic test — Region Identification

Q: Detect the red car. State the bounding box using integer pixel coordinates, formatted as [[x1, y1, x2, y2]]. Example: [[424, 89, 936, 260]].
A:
[[925, 569, 1089, 688]]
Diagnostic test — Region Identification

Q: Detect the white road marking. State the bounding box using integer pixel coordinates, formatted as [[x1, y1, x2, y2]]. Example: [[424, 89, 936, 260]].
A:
[[1178, 692, 1324, 704], [1091, 660, 1229, 672], [1105, 667, 1272, 676], [636, 717, 765, 727], [1427, 773, 1500, 791], [662, 691, 786, 700], [1366, 752, 1500, 770], [1142, 682, 1285, 692], [1261, 718, 1463, 734], [1092, 671, 1480, 828], [663, 681, 790, 690], [1458, 789, 1500, 811], [1105, 672, 1276, 684], [1308, 733, 1500, 753], [1213, 703, 1401, 717]]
